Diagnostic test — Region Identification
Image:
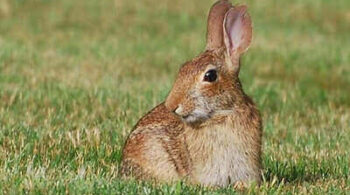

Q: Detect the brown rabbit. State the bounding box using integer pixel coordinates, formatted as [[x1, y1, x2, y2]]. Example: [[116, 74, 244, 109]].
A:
[[121, 0, 262, 187]]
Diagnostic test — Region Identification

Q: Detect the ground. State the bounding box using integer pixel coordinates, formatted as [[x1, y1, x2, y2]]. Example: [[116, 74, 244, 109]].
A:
[[0, 0, 349, 194]]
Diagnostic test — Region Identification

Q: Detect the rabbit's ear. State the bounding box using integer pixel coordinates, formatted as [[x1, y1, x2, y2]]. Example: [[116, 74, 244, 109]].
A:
[[206, 0, 232, 50], [223, 6, 252, 68]]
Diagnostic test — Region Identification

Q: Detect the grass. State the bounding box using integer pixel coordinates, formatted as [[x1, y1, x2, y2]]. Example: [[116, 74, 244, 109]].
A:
[[0, 0, 349, 194]]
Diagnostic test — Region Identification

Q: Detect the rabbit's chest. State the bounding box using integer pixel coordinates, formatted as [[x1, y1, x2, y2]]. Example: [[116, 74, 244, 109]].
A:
[[186, 124, 256, 186]]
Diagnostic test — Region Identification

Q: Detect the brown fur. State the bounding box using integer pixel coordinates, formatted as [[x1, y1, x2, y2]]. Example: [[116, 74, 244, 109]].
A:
[[121, 0, 262, 187], [206, 0, 232, 50]]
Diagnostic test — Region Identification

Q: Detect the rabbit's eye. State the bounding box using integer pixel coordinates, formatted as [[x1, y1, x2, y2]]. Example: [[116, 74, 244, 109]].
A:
[[203, 69, 217, 82]]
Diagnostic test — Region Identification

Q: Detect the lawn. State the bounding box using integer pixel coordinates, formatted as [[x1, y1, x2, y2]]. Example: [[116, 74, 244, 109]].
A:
[[0, 0, 349, 194]]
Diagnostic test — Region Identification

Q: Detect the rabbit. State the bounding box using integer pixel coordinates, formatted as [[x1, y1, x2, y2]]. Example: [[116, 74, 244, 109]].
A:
[[121, 0, 262, 187]]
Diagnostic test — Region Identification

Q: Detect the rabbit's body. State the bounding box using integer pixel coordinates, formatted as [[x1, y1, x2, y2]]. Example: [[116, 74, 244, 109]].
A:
[[121, 69, 262, 186], [122, 93, 261, 186], [121, 0, 262, 187]]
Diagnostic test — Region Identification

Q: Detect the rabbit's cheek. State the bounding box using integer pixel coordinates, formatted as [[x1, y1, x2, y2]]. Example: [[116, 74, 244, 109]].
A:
[[200, 83, 219, 97], [180, 98, 196, 115], [190, 92, 212, 115]]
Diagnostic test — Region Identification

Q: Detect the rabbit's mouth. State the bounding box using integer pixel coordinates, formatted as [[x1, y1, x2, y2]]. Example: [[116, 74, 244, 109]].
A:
[[181, 109, 211, 124], [181, 109, 234, 125]]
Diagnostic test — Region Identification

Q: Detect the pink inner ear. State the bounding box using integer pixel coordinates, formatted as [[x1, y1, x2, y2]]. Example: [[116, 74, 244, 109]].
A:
[[227, 13, 243, 51], [224, 6, 252, 55]]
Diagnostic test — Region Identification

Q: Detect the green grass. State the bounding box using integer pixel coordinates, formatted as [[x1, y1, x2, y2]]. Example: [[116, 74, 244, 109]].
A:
[[0, 0, 349, 194]]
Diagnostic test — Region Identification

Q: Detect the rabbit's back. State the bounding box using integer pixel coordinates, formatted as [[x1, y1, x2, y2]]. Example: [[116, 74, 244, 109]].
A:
[[121, 103, 191, 181]]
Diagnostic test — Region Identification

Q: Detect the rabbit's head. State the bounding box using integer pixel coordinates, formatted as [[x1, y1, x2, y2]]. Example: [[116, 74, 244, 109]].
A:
[[165, 1, 252, 125]]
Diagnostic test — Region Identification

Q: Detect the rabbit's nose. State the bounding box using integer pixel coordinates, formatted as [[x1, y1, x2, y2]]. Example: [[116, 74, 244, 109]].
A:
[[174, 105, 183, 115]]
